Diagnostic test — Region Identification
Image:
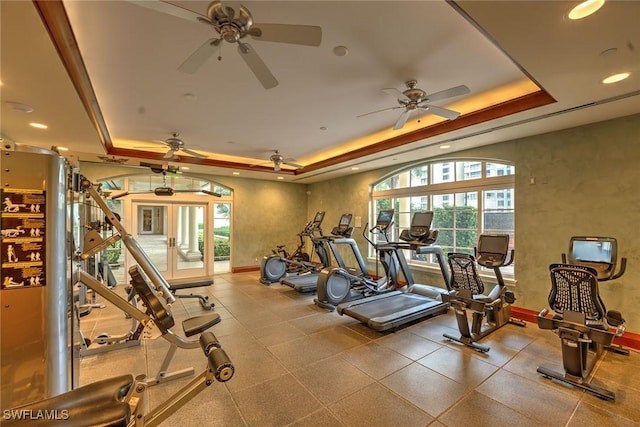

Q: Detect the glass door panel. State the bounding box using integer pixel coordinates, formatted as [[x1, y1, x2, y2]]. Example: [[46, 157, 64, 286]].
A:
[[176, 205, 205, 274], [131, 202, 207, 280], [134, 204, 169, 273]]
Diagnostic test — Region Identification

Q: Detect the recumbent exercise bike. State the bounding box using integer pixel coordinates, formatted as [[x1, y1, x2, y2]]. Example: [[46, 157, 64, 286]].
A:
[[442, 234, 525, 353], [536, 236, 628, 401]]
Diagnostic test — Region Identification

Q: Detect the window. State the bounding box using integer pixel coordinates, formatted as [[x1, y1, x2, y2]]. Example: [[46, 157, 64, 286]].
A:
[[370, 159, 515, 276]]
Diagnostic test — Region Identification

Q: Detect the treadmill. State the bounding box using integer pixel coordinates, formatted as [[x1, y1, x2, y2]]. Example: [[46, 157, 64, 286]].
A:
[[336, 211, 451, 331], [281, 213, 355, 293]]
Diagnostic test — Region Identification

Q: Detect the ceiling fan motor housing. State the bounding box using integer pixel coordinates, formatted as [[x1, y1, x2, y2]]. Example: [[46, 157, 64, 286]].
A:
[[208, 1, 253, 42]]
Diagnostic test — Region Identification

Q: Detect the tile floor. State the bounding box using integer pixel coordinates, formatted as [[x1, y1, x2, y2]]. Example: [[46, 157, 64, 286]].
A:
[[79, 271, 640, 426]]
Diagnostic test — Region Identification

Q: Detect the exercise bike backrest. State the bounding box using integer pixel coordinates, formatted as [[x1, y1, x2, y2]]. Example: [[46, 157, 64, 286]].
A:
[[399, 211, 438, 245], [562, 236, 626, 281], [475, 234, 513, 268]]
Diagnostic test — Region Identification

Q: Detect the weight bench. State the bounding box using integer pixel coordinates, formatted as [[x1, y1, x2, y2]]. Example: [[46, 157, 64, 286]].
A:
[[167, 278, 214, 310], [78, 264, 222, 387], [4, 331, 234, 426]]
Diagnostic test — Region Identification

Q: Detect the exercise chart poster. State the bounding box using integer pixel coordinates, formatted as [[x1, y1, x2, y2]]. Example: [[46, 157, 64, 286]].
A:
[[1, 188, 46, 290]]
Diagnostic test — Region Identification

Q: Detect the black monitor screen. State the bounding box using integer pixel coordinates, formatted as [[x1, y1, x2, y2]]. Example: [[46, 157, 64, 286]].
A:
[[313, 211, 325, 224], [412, 212, 433, 228], [339, 214, 352, 226], [377, 209, 394, 226], [478, 234, 509, 255], [571, 239, 613, 263]]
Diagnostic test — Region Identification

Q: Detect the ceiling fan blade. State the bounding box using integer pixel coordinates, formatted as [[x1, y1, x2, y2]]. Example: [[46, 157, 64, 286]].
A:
[[421, 104, 461, 120], [357, 106, 403, 118], [163, 149, 178, 159], [250, 23, 322, 46], [181, 148, 207, 158], [393, 110, 412, 130], [383, 88, 410, 102], [283, 161, 304, 169], [178, 38, 221, 74], [426, 84, 470, 102], [126, 0, 203, 23], [237, 43, 278, 89]]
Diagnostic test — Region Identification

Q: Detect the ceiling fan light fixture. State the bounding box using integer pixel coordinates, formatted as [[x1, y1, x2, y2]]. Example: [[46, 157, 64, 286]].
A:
[[568, 0, 605, 20]]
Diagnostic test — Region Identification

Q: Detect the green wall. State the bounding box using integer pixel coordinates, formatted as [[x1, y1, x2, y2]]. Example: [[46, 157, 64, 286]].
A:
[[307, 113, 640, 332], [78, 164, 310, 269], [80, 112, 640, 332]]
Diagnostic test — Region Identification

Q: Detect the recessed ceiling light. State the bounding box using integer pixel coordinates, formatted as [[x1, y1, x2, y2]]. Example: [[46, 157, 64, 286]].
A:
[[277, 176, 284, 180], [6, 102, 34, 113], [332, 46, 348, 57], [602, 72, 630, 84], [232, 171, 240, 175], [568, 0, 605, 20], [320, 126, 327, 131], [29, 122, 48, 129], [440, 144, 451, 149], [181, 166, 190, 170], [351, 167, 359, 170], [56, 146, 69, 151]]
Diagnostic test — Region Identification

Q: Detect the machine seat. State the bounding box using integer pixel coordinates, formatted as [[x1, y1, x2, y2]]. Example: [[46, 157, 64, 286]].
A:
[[183, 313, 221, 337], [5, 375, 133, 427]]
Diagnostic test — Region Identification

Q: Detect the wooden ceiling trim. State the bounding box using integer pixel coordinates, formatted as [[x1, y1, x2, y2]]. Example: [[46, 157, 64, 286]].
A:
[[34, 0, 112, 153], [297, 89, 556, 174]]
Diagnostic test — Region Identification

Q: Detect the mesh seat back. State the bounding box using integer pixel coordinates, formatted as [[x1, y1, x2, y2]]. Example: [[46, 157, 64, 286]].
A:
[[548, 263, 607, 322], [448, 253, 484, 295]]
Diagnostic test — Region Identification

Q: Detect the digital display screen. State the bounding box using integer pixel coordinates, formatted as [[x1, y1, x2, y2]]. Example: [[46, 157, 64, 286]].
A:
[[571, 239, 613, 263], [478, 234, 509, 254], [377, 209, 394, 225], [339, 214, 352, 226], [412, 212, 433, 228]]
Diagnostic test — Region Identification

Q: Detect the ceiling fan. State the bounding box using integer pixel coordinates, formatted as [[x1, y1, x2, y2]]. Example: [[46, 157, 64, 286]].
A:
[[359, 80, 471, 130], [152, 133, 206, 160], [152, 0, 322, 89], [253, 150, 303, 172], [111, 163, 221, 199]]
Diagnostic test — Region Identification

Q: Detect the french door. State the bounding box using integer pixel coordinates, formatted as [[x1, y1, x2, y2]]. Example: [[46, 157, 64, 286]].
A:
[[130, 201, 207, 280]]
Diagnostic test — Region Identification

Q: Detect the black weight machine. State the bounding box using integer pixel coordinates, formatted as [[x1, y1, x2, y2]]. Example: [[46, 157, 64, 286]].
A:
[[4, 265, 234, 427], [536, 236, 628, 401], [442, 234, 525, 353]]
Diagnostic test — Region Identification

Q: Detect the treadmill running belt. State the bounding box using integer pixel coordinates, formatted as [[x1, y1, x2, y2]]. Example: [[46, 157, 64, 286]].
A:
[[337, 291, 448, 331]]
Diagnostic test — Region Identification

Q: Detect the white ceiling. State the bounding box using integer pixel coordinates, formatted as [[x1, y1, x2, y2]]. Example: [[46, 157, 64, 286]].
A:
[[1, 1, 639, 183]]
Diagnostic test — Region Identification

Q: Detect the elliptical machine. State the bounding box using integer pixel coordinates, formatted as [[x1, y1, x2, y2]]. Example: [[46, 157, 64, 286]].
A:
[[281, 213, 354, 293], [314, 209, 399, 311], [259, 211, 325, 284], [442, 234, 525, 353]]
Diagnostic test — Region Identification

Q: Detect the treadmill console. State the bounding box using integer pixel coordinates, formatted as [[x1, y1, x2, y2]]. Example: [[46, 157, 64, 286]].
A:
[[331, 213, 353, 237], [400, 211, 436, 244], [476, 234, 510, 267]]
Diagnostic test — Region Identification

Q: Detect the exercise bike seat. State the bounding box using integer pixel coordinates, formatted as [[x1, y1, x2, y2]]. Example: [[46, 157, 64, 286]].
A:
[[4, 374, 133, 426]]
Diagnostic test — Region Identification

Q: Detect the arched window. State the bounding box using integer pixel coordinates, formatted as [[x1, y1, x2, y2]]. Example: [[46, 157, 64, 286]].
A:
[[370, 159, 515, 276]]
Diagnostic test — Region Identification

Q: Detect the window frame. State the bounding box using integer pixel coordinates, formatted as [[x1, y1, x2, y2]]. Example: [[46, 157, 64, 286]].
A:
[[370, 158, 516, 283]]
